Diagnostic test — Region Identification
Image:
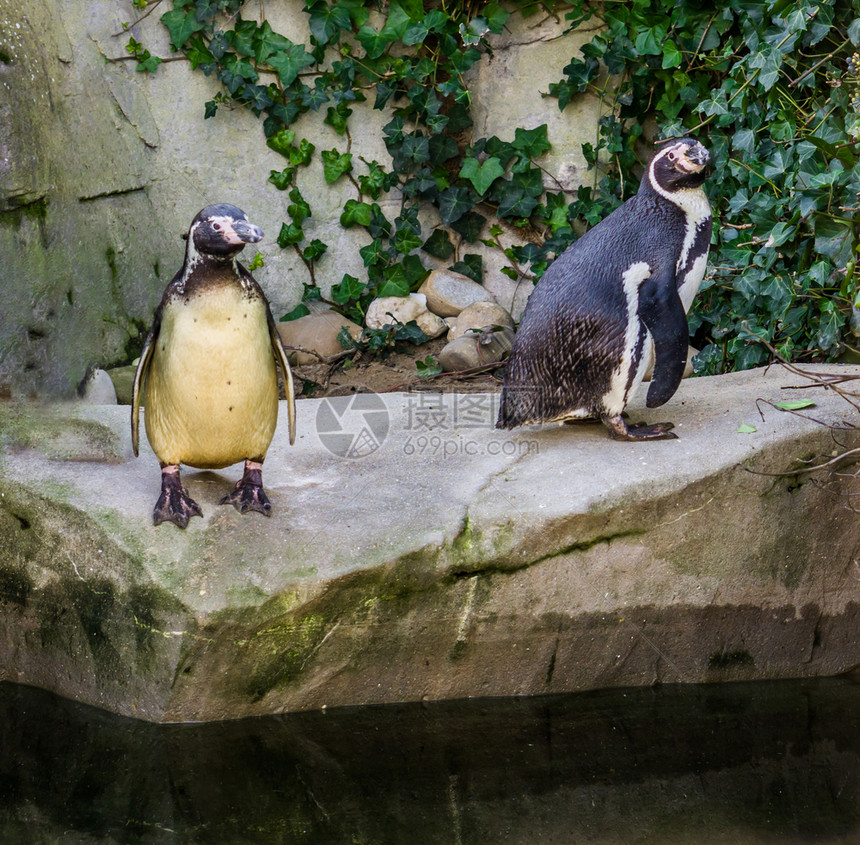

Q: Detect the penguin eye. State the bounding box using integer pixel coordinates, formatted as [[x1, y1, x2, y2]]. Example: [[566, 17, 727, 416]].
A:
[[667, 150, 678, 162], [212, 222, 222, 231]]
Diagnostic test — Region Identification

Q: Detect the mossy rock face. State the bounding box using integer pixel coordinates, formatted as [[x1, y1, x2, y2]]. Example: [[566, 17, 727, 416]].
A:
[[0, 479, 188, 721], [0, 404, 125, 463], [1, 369, 860, 723]]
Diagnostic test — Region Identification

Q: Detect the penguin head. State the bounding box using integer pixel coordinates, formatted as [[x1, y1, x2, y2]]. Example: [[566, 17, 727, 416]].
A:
[[649, 139, 711, 193], [187, 204, 264, 259]]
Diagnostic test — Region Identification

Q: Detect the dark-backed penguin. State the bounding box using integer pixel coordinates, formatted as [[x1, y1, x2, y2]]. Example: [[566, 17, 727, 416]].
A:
[[131, 204, 296, 528], [497, 138, 711, 440]]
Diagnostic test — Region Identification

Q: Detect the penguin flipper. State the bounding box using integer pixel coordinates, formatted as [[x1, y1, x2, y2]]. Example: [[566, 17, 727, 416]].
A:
[[131, 319, 160, 457], [638, 274, 688, 409], [267, 310, 296, 446]]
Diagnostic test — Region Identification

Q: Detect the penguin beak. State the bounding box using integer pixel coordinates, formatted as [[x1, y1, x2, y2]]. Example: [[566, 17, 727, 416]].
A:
[[677, 143, 710, 174], [230, 220, 265, 245]]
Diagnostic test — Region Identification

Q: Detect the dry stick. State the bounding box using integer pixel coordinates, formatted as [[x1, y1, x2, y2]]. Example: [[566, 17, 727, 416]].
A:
[[111, 0, 164, 36], [283, 345, 356, 365], [738, 337, 860, 478], [383, 361, 505, 393], [788, 42, 847, 88]]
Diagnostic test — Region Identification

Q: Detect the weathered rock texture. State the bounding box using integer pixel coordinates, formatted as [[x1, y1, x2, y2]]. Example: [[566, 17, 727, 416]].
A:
[[1, 366, 859, 723], [0, 1, 603, 397]]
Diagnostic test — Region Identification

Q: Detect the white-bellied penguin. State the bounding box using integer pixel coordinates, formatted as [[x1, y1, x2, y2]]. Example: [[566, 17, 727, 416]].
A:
[[131, 203, 296, 528], [497, 138, 712, 440]]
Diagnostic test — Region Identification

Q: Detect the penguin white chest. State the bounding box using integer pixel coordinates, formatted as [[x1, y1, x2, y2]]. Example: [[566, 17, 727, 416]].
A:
[[673, 188, 711, 312], [144, 284, 278, 468]]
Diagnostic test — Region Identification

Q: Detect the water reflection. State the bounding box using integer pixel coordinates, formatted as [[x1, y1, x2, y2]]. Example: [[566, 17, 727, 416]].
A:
[[1, 677, 858, 843]]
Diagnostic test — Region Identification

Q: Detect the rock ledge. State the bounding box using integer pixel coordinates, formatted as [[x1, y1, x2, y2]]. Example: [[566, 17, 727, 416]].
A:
[[1, 366, 859, 722]]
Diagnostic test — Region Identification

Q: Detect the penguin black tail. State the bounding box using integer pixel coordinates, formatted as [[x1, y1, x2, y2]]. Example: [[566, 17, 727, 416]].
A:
[[496, 385, 532, 429]]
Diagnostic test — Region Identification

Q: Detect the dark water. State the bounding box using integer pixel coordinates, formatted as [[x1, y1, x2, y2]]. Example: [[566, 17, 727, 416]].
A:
[[1, 678, 859, 844]]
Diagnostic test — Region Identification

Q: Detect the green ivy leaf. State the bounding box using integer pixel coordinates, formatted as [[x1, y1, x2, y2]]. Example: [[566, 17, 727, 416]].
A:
[[302, 77, 329, 111], [302, 239, 328, 262], [332, 273, 366, 304], [307, 0, 353, 45], [813, 217, 853, 266], [266, 128, 297, 158], [136, 52, 162, 73], [268, 43, 316, 87], [321, 149, 353, 183], [382, 1, 415, 39], [382, 116, 406, 146], [634, 24, 667, 57], [450, 211, 486, 243], [268, 167, 296, 190], [160, 9, 204, 50], [356, 25, 392, 59], [360, 240, 388, 267], [423, 10, 448, 31], [287, 188, 311, 223], [289, 138, 315, 167], [394, 226, 423, 254], [395, 320, 430, 345], [377, 264, 411, 297], [403, 21, 429, 45], [439, 186, 474, 224], [774, 400, 816, 411], [340, 199, 374, 227], [253, 20, 290, 63], [459, 156, 505, 195], [225, 17, 257, 56], [452, 254, 483, 284], [325, 103, 352, 135], [737, 423, 757, 433], [280, 303, 311, 322], [277, 222, 304, 248], [661, 39, 683, 68], [746, 42, 782, 91], [422, 229, 454, 259], [447, 46, 481, 74], [484, 2, 510, 33], [400, 134, 431, 165], [512, 124, 551, 159], [416, 355, 442, 377]]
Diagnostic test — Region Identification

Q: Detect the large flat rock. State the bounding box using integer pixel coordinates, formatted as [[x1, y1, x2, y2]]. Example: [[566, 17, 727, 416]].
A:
[[1, 366, 859, 723]]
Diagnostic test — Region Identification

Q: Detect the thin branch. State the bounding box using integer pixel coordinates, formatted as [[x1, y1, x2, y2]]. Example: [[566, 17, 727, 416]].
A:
[[284, 345, 355, 364], [382, 360, 505, 392], [788, 41, 847, 88], [112, 0, 164, 37]]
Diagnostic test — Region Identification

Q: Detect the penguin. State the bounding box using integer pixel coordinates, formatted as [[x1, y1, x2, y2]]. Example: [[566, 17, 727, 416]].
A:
[[131, 203, 296, 528], [496, 138, 711, 440]]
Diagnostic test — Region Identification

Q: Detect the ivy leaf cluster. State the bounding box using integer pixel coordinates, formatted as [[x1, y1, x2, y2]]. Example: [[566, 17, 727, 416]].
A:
[[550, 0, 860, 372], [149, 0, 579, 329]]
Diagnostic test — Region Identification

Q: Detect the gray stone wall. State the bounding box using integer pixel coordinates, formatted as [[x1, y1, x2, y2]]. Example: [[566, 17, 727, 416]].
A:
[[0, 0, 601, 396]]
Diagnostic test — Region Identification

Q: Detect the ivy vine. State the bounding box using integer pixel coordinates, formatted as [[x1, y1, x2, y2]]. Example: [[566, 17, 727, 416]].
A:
[[124, 0, 860, 372]]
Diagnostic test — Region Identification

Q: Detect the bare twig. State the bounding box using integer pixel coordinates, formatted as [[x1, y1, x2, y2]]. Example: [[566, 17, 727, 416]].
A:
[[284, 345, 356, 365], [112, 0, 164, 37], [382, 360, 505, 393]]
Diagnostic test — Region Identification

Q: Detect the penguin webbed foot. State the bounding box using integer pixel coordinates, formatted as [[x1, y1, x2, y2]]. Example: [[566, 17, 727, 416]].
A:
[[220, 462, 272, 516], [154, 467, 203, 528], [602, 415, 677, 441]]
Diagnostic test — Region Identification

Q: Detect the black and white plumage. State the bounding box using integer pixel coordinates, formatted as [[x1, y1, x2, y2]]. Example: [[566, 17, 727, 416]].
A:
[[131, 203, 296, 528], [497, 138, 712, 441]]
